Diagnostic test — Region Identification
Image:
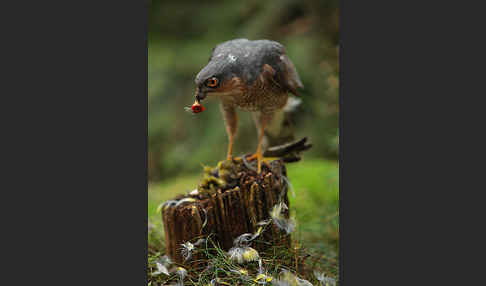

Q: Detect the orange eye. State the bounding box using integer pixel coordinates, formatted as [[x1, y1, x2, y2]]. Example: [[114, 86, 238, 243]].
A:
[[206, 77, 219, 87]]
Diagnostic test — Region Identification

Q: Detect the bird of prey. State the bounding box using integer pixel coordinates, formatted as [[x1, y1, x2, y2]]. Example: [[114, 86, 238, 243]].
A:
[[193, 39, 304, 173]]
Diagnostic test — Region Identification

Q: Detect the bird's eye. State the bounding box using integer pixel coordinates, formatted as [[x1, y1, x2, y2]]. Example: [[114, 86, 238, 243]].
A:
[[206, 77, 219, 88]]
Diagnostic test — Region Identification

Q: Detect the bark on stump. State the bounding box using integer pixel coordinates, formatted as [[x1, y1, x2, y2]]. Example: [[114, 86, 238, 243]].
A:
[[161, 158, 291, 265]]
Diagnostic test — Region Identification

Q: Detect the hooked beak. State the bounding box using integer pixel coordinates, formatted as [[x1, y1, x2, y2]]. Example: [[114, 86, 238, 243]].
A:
[[195, 88, 207, 103]]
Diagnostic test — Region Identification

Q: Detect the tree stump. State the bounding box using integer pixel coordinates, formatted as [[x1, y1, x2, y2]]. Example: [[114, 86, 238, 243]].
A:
[[161, 158, 291, 265]]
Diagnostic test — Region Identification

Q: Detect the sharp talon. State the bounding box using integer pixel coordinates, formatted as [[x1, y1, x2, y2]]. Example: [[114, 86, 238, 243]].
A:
[[242, 155, 257, 172], [245, 153, 258, 161]]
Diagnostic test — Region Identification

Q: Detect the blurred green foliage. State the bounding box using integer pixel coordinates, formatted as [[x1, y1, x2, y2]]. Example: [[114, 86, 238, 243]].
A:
[[149, 0, 339, 181]]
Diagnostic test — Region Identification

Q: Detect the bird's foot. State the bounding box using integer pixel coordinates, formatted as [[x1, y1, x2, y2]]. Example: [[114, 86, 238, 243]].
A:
[[241, 155, 257, 172], [245, 153, 258, 161], [257, 157, 262, 174], [243, 153, 264, 174]]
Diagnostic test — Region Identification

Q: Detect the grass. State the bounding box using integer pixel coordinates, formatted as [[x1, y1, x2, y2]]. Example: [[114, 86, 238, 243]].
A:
[[148, 158, 339, 285]]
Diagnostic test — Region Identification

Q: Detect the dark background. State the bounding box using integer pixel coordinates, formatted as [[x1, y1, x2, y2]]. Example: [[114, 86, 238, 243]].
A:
[[2, 0, 475, 285]]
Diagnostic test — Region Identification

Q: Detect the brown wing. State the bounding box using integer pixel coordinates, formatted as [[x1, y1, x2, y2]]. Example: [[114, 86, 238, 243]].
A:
[[279, 54, 304, 96]]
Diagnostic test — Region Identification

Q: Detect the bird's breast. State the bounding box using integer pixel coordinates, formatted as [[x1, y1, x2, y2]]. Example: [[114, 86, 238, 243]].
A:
[[229, 91, 288, 113], [221, 75, 288, 112]]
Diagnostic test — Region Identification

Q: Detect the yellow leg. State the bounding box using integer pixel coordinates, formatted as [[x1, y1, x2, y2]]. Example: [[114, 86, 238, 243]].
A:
[[227, 134, 234, 161], [256, 146, 263, 172], [248, 112, 273, 174], [255, 123, 265, 173], [221, 103, 237, 162]]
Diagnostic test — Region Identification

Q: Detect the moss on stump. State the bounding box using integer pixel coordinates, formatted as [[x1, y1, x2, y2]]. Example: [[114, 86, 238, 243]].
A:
[[161, 158, 291, 264]]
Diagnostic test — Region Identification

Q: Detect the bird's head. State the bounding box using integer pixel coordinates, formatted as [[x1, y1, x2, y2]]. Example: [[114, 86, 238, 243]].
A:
[[194, 64, 228, 102], [194, 60, 246, 103], [194, 44, 251, 103]]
